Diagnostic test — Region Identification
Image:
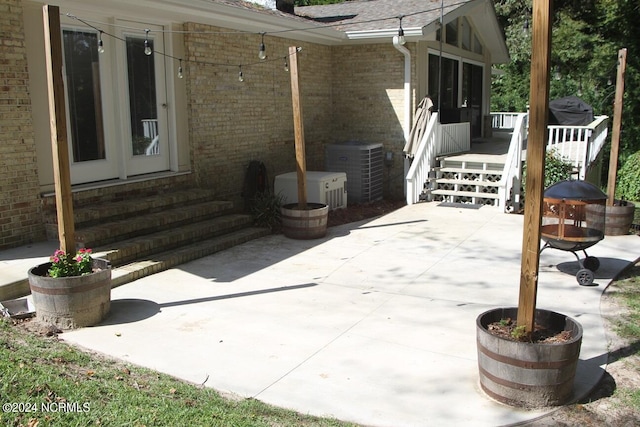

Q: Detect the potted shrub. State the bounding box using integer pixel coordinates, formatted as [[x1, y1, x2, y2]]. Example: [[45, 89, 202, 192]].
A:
[[28, 248, 111, 329]]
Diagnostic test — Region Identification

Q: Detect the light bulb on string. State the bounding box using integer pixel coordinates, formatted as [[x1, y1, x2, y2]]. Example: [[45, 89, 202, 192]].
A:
[[144, 29, 152, 56], [238, 66, 244, 82], [97, 31, 104, 53], [258, 33, 267, 60], [284, 57, 289, 72], [177, 59, 183, 79]]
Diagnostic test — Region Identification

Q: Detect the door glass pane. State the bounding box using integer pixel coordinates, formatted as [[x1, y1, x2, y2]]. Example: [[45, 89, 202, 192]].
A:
[[429, 54, 459, 123], [126, 36, 158, 156], [63, 30, 105, 162], [445, 19, 458, 47], [461, 18, 471, 51], [462, 63, 483, 138], [429, 55, 458, 109]]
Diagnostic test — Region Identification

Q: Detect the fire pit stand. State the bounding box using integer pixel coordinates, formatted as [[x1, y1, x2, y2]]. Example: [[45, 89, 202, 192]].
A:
[[540, 180, 607, 286]]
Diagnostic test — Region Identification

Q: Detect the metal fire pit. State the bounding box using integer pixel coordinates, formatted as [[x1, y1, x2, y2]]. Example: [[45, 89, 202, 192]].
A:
[[541, 180, 607, 286]]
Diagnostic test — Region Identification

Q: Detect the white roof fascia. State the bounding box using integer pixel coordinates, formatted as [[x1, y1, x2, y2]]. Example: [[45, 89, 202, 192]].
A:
[[345, 27, 425, 41], [53, 0, 346, 44]]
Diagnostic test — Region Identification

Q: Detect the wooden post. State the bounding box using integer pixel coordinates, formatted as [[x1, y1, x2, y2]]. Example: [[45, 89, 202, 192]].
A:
[[606, 48, 627, 206], [289, 46, 307, 209], [517, 0, 553, 333], [43, 5, 76, 254]]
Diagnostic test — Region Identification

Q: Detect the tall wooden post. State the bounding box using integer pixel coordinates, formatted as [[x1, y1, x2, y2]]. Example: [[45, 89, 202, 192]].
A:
[[517, 0, 553, 332], [289, 46, 307, 209], [44, 5, 76, 254], [606, 48, 627, 206]]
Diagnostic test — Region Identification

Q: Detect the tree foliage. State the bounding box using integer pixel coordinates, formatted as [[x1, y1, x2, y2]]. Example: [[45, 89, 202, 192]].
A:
[[492, 0, 640, 167]]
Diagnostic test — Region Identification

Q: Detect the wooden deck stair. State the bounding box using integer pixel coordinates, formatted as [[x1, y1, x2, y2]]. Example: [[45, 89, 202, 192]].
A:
[[428, 155, 505, 206]]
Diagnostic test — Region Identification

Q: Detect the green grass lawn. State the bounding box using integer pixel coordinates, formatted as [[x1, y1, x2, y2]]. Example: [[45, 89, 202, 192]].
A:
[[610, 262, 640, 412], [0, 319, 358, 427]]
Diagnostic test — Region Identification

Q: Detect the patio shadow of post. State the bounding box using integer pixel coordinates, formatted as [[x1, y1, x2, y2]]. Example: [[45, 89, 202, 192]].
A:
[[100, 283, 318, 326]]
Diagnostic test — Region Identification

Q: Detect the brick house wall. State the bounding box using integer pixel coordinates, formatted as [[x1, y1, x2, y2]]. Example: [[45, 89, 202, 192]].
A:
[[184, 24, 410, 204], [0, 0, 46, 250], [0, 5, 413, 250], [332, 44, 414, 199], [184, 24, 333, 206]]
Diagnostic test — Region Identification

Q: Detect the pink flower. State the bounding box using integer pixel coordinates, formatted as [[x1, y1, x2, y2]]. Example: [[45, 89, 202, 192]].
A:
[[54, 249, 65, 257], [51, 256, 60, 263], [75, 255, 83, 262]]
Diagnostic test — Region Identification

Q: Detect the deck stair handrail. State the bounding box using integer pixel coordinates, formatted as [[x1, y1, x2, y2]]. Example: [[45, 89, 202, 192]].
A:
[[405, 112, 439, 205], [547, 115, 608, 179], [498, 113, 528, 212]]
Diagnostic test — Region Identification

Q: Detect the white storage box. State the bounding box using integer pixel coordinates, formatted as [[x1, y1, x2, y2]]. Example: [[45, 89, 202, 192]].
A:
[[275, 171, 347, 210]]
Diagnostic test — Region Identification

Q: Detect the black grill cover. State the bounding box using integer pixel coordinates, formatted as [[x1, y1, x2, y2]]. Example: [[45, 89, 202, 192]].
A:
[[549, 96, 594, 126]]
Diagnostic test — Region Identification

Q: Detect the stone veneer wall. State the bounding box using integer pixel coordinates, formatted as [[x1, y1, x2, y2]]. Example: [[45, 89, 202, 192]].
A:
[[184, 23, 333, 208], [0, 0, 46, 249]]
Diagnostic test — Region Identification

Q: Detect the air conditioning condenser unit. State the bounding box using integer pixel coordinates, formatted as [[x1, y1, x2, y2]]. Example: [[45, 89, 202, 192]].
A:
[[274, 171, 347, 210]]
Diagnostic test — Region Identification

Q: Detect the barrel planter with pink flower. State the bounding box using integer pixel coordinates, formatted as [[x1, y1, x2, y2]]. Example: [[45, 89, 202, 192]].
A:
[[28, 249, 111, 329]]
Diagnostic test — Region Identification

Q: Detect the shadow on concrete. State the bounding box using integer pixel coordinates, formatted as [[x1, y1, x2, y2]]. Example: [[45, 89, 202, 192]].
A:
[[101, 283, 318, 325]]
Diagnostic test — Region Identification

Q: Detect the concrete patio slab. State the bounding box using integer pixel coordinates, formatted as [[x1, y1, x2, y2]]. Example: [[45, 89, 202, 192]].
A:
[[5, 202, 639, 426]]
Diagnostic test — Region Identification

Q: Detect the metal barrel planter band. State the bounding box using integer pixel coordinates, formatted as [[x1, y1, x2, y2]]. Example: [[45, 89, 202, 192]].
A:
[[476, 307, 583, 408], [28, 258, 112, 329]]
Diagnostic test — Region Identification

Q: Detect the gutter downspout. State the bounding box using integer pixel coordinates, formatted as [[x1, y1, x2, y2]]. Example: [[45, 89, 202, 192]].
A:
[[393, 35, 412, 196]]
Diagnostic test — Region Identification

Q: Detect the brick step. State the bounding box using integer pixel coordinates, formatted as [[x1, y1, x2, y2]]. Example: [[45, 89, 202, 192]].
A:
[[43, 188, 220, 228], [94, 213, 255, 266], [109, 227, 270, 288], [2, 227, 271, 298], [72, 200, 235, 248]]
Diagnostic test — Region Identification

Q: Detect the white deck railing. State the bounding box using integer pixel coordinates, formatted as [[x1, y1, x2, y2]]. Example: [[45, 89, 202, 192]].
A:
[[405, 113, 439, 205], [498, 113, 528, 212], [437, 122, 471, 155], [405, 112, 608, 209], [142, 119, 160, 155], [547, 115, 608, 179], [491, 112, 523, 130]]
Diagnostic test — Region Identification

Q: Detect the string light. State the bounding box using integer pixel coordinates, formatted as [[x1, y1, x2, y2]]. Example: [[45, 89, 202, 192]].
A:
[[258, 32, 267, 60], [284, 57, 289, 72], [97, 30, 104, 53], [397, 16, 406, 45], [238, 65, 244, 82], [178, 59, 183, 79], [144, 29, 152, 55]]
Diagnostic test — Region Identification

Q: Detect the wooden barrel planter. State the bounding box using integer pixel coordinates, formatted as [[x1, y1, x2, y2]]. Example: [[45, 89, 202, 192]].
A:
[[476, 307, 582, 408], [281, 203, 329, 239], [28, 258, 112, 329], [586, 201, 635, 236]]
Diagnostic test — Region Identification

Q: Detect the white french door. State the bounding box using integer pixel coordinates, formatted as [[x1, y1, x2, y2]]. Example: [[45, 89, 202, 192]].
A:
[[62, 18, 171, 184], [62, 26, 118, 183], [117, 21, 170, 176]]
